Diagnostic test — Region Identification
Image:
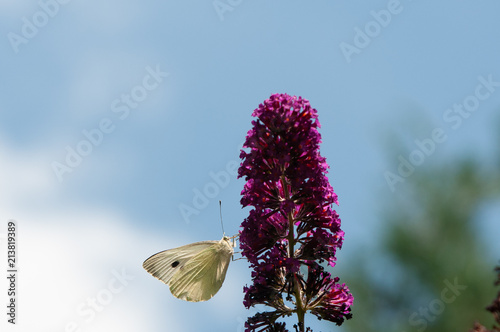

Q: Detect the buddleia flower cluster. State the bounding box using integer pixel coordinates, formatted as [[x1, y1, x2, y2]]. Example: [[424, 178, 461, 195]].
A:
[[238, 93, 353, 331]]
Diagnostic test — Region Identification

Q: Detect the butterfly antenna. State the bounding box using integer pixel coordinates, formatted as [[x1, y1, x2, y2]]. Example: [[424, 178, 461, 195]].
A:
[[219, 200, 225, 236]]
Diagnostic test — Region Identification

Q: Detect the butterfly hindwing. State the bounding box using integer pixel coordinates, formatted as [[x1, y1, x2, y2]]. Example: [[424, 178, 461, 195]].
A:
[[169, 238, 233, 302]]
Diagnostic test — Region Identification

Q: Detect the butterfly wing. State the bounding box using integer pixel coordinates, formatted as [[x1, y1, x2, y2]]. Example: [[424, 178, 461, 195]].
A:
[[143, 241, 218, 287], [169, 237, 233, 302]]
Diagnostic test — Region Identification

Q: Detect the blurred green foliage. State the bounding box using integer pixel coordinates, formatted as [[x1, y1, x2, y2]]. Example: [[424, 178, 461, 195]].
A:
[[343, 152, 500, 332]]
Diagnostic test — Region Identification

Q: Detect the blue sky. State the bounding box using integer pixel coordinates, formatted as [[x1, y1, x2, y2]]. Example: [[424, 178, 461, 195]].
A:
[[1, 1, 500, 331]]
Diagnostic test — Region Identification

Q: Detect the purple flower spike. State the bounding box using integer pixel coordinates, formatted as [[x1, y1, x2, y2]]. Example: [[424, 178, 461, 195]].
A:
[[238, 94, 353, 331]]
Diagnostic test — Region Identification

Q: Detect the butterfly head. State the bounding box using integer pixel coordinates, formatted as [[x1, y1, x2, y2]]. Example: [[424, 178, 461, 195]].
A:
[[222, 234, 239, 248]]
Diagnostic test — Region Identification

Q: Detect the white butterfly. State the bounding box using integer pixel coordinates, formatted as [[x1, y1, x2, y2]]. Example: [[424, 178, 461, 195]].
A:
[[143, 235, 236, 302]]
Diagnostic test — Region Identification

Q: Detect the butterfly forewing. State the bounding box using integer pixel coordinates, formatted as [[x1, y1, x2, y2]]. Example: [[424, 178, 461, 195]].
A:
[[142, 237, 234, 302], [142, 241, 217, 286], [169, 238, 233, 302]]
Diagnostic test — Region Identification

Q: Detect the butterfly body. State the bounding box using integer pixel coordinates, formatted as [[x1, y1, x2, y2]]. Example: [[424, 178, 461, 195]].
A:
[[143, 236, 234, 302]]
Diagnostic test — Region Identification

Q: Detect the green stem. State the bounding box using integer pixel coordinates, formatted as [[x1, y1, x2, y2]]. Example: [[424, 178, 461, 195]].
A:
[[281, 176, 305, 331]]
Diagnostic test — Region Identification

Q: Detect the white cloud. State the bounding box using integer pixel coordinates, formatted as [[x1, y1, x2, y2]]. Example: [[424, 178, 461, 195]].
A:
[[0, 210, 177, 332]]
